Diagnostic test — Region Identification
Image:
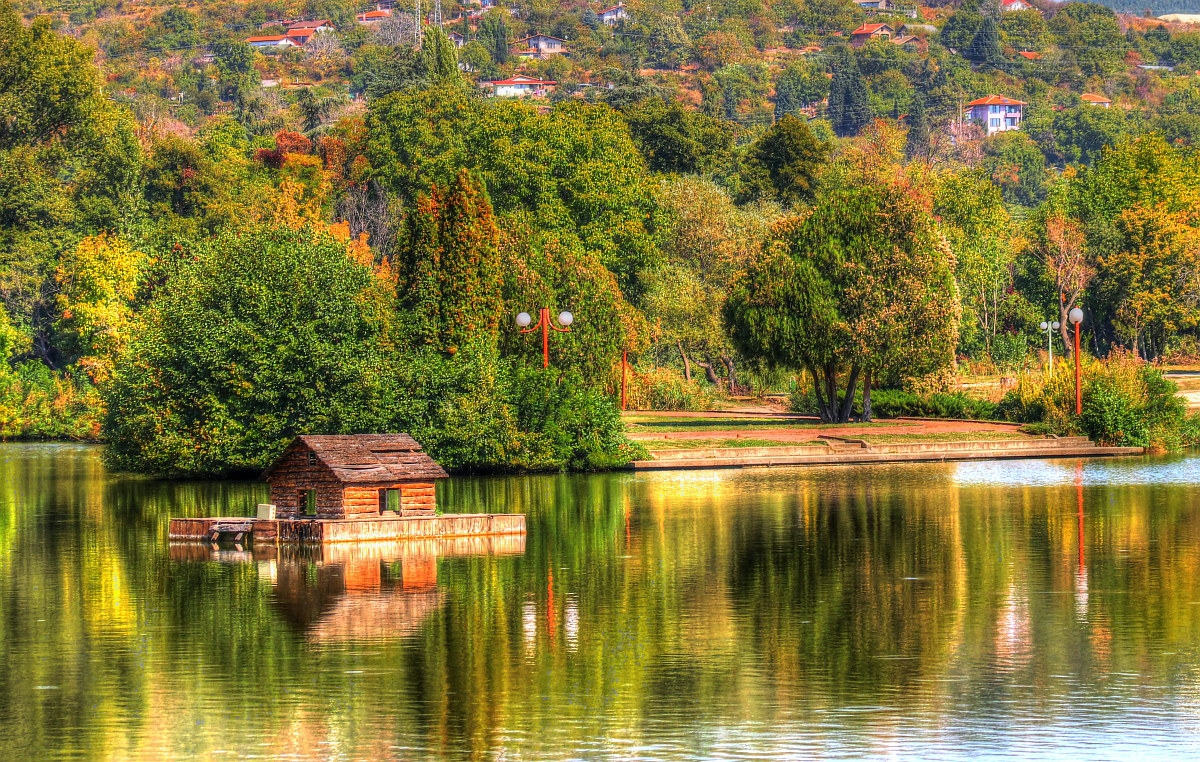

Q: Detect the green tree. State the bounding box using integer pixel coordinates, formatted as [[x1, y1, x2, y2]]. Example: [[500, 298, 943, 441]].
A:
[[1048, 3, 1126, 77], [740, 115, 830, 207], [774, 61, 829, 119], [981, 131, 1047, 205], [102, 225, 402, 476], [939, 10, 983, 53], [966, 16, 1003, 66], [620, 98, 734, 175], [828, 55, 872, 138], [397, 170, 504, 352], [725, 169, 960, 422], [1052, 105, 1129, 165], [477, 10, 511, 65], [905, 95, 932, 161]]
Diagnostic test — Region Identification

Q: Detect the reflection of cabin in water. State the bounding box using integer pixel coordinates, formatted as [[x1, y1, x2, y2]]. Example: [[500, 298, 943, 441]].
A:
[[264, 435, 448, 520]]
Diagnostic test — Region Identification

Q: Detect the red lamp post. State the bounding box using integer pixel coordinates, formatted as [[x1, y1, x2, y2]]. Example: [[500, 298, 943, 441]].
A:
[[1069, 306, 1084, 415], [516, 308, 573, 368]]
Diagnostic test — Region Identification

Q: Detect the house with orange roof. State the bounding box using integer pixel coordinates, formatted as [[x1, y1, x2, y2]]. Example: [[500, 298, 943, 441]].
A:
[[286, 19, 334, 32], [965, 95, 1027, 135], [246, 34, 299, 48], [850, 23, 894, 47], [1081, 93, 1112, 108], [357, 9, 392, 23], [1018, 50, 1041, 60]]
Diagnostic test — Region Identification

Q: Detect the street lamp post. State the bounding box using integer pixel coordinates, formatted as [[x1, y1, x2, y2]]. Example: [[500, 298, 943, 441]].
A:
[[516, 309, 573, 368], [1039, 319, 1061, 375], [1069, 307, 1084, 415]]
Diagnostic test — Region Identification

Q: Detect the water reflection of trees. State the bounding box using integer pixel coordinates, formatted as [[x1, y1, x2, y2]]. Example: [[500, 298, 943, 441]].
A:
[[6, 447, 1200, 758]]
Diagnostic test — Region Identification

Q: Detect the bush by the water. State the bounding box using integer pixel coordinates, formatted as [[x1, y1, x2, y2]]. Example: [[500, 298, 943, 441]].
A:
[[996, 353, 1198, 451], [789, 384, 997, 420], [102, 225, 642, 476], [623, 366, 715, 411]]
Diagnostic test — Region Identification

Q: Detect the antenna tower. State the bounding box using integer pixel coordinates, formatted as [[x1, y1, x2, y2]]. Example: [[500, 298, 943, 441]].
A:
[[414, 0, 422, 47], [432, 0, 442, 27]]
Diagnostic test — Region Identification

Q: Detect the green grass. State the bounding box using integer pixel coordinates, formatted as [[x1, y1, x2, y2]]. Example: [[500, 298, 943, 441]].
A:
[[851, 431, 1031, 444], [626, 418, 905, 433], [644, 438, 819, 450]]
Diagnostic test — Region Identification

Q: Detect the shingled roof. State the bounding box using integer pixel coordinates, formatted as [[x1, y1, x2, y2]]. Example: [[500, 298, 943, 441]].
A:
[[265, 434, 449, 483]]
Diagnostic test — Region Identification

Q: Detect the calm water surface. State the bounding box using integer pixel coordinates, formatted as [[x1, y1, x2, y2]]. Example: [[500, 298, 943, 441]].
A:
[[3, 444, 1200, 760]]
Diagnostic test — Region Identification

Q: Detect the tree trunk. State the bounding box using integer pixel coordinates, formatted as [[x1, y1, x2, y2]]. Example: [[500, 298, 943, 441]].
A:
[[696, 359, 720, 386], [677, 341, 692, 383], [721, 356, 739, 394], [838, 364, 860, 423], [808, 365, 831, 422], [1059, 302, 1073, 359], [862, 368, 873, 423]]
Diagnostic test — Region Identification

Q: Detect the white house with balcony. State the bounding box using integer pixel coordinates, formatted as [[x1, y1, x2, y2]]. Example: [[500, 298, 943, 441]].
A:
[[966, 95, 1026, 135], [484, 75, 557, 98]]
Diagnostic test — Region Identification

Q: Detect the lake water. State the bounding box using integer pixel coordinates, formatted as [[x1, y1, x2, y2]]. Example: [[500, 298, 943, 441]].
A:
[[4, 444, 1200, 760]]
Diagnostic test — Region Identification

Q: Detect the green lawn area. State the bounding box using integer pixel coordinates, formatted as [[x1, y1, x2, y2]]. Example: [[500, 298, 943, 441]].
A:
[[644, 438, 823, 450], [850, 431, 1032, 444], [625, 416, 905, 433]]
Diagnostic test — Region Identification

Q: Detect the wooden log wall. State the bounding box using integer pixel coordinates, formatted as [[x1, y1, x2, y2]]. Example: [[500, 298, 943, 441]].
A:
[[400, 482, 436, 516], [268, 443, 346, 518]]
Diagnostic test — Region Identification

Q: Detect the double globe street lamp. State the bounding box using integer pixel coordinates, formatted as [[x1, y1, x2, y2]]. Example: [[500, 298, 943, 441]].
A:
[[1039, 319, 1061, 374], [1069, 306, 1083, 415], [516, 309, 573, 368]]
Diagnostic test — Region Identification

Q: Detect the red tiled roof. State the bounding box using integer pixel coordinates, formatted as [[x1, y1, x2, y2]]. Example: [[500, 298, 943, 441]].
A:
[[287, 19, 330, 29], [488, 76, 557, 86], [1081, 92, 1111, 103], [358, 10, 391, 18], [966, 94, 1027, 107], [246, 35, 291, 42], [1018, 51, 1041, 59], [851, 23, 892, 35]]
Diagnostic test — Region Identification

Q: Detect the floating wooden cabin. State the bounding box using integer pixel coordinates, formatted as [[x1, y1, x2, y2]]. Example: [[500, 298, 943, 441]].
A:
[[168, 433, 525, 545], [264, 434, 447, 519]]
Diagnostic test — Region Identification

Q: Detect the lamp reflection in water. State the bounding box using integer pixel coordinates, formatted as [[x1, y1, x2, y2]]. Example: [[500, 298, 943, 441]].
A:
[[169, 535, 525, 642], [1075, 460, 1088, 622]]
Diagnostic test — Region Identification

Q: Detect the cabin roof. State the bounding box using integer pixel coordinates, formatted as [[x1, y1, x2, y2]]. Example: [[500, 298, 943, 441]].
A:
[[966, 94, 1026, 107], [264, 434, 449, 483]]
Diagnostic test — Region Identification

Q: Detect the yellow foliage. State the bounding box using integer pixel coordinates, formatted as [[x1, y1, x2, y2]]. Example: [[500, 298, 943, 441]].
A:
[[54, 233, 143, 384]]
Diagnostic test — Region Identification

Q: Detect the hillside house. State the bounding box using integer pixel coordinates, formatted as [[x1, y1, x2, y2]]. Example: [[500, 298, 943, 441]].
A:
[[287, 19, 334, 32], [853, 0, 890, 11], [1001, 0, 1035, 10], [285, 29, 316, 45], [1018, 50, 1041, 60], [850, 23, 894, 47], [357, 9, 392, 23], [448, 31, 466, 47], [599, 3, 628, 25], [265, 435, 447, 520], [1081, 93, 1112, 107], [246, 34, 299, 48], [966, 95, 1026, 135], [513, 34, 567, 56], [484, 75, 557, 97]]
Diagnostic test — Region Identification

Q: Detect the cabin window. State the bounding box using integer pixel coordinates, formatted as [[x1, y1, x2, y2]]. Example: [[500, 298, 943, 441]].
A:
[[379, 488, 401, 512], [307, 451, 317, 466], [302, 489, 317, 516]]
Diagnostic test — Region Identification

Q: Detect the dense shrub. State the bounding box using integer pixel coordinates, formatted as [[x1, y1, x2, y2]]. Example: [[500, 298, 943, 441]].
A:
[[0, 362, 103, 440], [624, 367, 715, 411], [996, 353, 1199, 451]]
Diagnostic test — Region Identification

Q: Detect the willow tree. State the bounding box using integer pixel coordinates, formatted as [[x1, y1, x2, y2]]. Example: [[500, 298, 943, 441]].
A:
[[725, 171, 960, 422]]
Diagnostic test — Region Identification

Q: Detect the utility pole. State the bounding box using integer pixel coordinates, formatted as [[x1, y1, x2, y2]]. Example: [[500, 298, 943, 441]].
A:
[[414, 0, 422, 47], [433, 0, 442, 27]]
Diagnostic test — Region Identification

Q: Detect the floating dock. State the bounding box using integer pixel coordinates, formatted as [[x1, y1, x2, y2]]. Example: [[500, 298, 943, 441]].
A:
[[168, 513, 526, 545]]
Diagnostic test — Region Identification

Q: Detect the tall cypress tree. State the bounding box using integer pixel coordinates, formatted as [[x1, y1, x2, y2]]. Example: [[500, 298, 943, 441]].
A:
[[398, 170, 503, 351], [905, 95, 931, 160], [828, 57, 872, 137], [966, 17, 1003, 66]]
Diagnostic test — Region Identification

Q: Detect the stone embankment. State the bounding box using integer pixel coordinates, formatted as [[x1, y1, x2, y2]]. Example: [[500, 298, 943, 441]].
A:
[[631, 436, 1143, 470]]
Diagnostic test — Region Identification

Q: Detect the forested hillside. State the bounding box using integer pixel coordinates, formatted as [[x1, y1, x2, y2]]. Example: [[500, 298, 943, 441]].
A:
[[5, 0, 1200, 471]]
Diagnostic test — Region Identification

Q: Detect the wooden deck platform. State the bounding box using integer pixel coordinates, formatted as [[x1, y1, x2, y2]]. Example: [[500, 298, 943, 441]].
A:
[[169, 512, 526, 544]]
